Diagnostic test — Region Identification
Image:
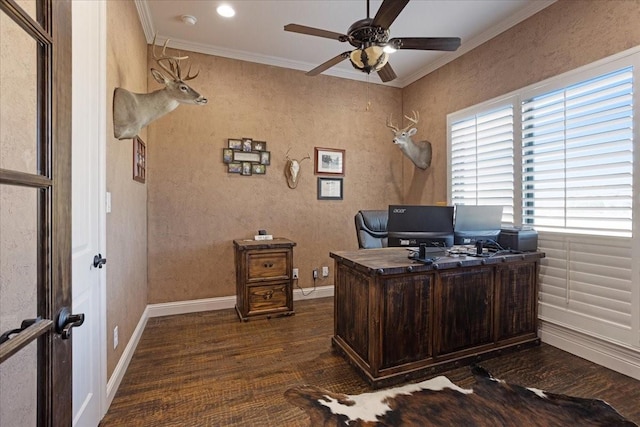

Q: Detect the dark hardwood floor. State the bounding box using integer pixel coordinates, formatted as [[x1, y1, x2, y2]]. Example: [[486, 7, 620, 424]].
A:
[[100, 297, 640, 426]]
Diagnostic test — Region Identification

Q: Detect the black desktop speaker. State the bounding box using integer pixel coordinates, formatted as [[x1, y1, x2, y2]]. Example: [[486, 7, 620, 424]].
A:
[[498, 227, 538, 252]]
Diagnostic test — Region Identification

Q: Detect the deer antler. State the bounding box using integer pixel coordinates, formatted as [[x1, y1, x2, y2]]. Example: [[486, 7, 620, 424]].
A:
[[152, 35, 199, 81], [386, 114, 400, 133], [403, 110, 419, 130], [285, 148, 311, 162], [387, 111, 420, 133]]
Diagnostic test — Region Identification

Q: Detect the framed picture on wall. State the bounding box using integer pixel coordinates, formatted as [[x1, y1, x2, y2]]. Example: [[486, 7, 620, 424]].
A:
[[222, 148, 233, 163], [133, 136, 146, 183], [241, 137, 253, 152], [241, 162, 252, 176], [315, 147, 345, 175], [252, 140, 267, 151], [228, 138, 242, 149], [233, 151, 261, 163], [317, 177, 343, 200], [260, 151, 270, 165], [252, 164, 266, 174], [228, 163, 242, 173]]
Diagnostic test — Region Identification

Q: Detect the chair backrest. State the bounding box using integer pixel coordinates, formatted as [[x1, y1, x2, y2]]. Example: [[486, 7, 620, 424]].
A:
[[354, 210, 388, 249]]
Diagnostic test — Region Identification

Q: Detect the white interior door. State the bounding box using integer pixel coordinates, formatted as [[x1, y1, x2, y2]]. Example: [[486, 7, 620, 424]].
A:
[[71, 1, 106, 425]]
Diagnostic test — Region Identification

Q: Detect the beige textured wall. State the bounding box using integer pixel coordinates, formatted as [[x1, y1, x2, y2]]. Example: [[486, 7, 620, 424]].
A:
[[147, 54, 403, 302], [402, 0, 640, 204], [105, 1, 148, 378]]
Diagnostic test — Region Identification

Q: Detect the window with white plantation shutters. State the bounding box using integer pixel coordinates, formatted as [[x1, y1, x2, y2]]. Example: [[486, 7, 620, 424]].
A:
[[521, 67, 633, 237], [448, 50, 639, 356], [450, 105, 515, 224]]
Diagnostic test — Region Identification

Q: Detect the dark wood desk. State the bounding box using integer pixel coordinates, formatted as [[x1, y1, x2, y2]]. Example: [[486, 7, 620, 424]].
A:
[[330, 248, 545, 388]]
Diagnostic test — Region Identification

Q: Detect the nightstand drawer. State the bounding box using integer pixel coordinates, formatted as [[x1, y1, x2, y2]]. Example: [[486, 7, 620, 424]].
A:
[[247, 251, 288, 280], [248, 283, 288, 314], [234, 238, 295, 321]]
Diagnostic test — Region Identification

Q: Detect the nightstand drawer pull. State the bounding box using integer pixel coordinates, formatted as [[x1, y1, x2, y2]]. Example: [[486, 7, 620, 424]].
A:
[[263, 262, 274, 268]]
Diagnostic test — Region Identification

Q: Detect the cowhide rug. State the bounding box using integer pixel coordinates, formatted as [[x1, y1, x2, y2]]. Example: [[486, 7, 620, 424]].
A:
[[284, 366, 636, 426]]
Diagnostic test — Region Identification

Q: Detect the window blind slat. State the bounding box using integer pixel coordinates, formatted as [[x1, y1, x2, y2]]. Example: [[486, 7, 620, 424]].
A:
[[520, 66, 633, 236], [450, 105, 514, 216]]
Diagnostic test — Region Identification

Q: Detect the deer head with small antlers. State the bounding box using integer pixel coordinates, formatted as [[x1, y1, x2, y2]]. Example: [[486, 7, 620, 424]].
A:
[[386, 111, 432, 170], [113, 36, 208, 140], [284, 149, 311, 189]]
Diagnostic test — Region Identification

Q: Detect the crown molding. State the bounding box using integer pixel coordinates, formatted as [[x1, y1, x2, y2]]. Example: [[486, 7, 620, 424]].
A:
[[134, 0, 555, 89], [149, 35, 404, 88], [134, 0, 154, 42]]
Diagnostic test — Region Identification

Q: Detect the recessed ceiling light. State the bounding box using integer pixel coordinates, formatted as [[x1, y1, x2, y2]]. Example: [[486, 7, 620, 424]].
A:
[[217, 4, 235, 18], [181, 15, 197, 25]]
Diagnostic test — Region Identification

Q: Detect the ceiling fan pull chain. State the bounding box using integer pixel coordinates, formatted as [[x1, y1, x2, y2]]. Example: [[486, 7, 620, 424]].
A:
[[366, 75, 371, 111]]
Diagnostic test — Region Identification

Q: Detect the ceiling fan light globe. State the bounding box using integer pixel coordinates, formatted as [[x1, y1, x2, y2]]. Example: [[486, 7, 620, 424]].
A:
[[383, 44, 396, 54], [349, 45, 388, 74]]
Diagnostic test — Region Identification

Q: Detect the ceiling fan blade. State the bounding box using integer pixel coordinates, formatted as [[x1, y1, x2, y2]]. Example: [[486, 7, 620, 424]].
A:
[[377, 62, 397, 82], [306, 52, 350, 76], [388, 37, 461, 51], [372, 0, 410, 29], [284, 24, 348, 41]]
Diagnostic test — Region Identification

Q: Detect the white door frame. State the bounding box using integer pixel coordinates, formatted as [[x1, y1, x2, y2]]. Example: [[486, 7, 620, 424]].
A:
[[71, 0, 108, 424], [96, 0, 108, 419]]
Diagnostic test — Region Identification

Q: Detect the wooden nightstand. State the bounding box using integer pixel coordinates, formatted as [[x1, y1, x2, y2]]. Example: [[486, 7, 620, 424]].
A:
[[233, 238, 296, 321]]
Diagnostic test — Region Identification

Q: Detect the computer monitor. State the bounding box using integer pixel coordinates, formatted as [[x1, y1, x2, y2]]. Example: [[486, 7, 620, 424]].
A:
[[453, 205, 504, 245], [387, 205, 455, 247]]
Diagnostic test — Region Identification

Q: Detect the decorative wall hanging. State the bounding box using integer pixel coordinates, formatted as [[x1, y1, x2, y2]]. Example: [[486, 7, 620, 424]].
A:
[[223, 137, 270, 175], [317, 177, 343, 200], [133, 137, 146, 183], [314, 147, 345, 175], [386, 111, 432, 170], [284, 148, 310, 189], [113, 36, 207, 140]]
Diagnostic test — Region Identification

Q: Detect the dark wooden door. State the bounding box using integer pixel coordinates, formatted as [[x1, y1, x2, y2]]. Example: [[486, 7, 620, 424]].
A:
[[0, 0, 73, 425], [496, 262, 538, 340], [380, 274, 432, 368], [436, 267, 494, 355]]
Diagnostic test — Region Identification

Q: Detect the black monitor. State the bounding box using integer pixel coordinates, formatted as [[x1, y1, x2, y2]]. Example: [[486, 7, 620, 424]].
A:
[[454, 205, 504, 245], [387, 205, 454, 248]]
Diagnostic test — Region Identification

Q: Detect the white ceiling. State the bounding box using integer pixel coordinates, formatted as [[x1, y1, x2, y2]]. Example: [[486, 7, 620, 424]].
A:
[[136, 0, 555, 88]]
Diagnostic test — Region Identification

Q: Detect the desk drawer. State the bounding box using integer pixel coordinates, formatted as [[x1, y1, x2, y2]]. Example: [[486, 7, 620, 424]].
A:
[[247, 251, 288, 280], [248, 283, 288, 314]]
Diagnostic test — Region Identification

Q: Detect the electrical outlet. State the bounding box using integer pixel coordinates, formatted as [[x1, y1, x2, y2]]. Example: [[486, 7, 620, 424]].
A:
[[292, 268, 299, 279], [113, 326, 119, 349], [313, 269, 318, 279], [106, 192, 112, 213], [322, 266, 329, 277]]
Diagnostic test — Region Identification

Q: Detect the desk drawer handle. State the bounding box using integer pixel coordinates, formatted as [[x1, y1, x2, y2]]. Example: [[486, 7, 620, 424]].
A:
[[263, 290, 274, 300], [263, 262, 274, 268]]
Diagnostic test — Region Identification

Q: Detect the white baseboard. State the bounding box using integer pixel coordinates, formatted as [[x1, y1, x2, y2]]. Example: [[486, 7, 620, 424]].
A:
[[147, 295, 237, 318], [146, 285, 334, 318], [106, 305, 149, 407], [539, 320, 640, 381], [293, 284, 334, 300]]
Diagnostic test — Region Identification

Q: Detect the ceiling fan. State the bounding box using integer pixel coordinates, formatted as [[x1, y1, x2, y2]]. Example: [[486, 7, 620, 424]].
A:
[[284, 0, 461, 82]]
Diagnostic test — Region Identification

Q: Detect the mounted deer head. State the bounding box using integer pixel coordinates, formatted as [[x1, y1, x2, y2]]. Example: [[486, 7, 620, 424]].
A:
[[386, 111, 432, 170], [113, 35, 208, 140], [284, 149, 311, 189]]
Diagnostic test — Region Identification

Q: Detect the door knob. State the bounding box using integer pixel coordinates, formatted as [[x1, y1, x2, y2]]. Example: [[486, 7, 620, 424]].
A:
[[56, 307, 85, 340], [93, 253, 107, 268]]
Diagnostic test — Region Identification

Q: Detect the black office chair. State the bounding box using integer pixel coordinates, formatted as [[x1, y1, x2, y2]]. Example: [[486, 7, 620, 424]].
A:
[[354, 210, 388, 249]]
